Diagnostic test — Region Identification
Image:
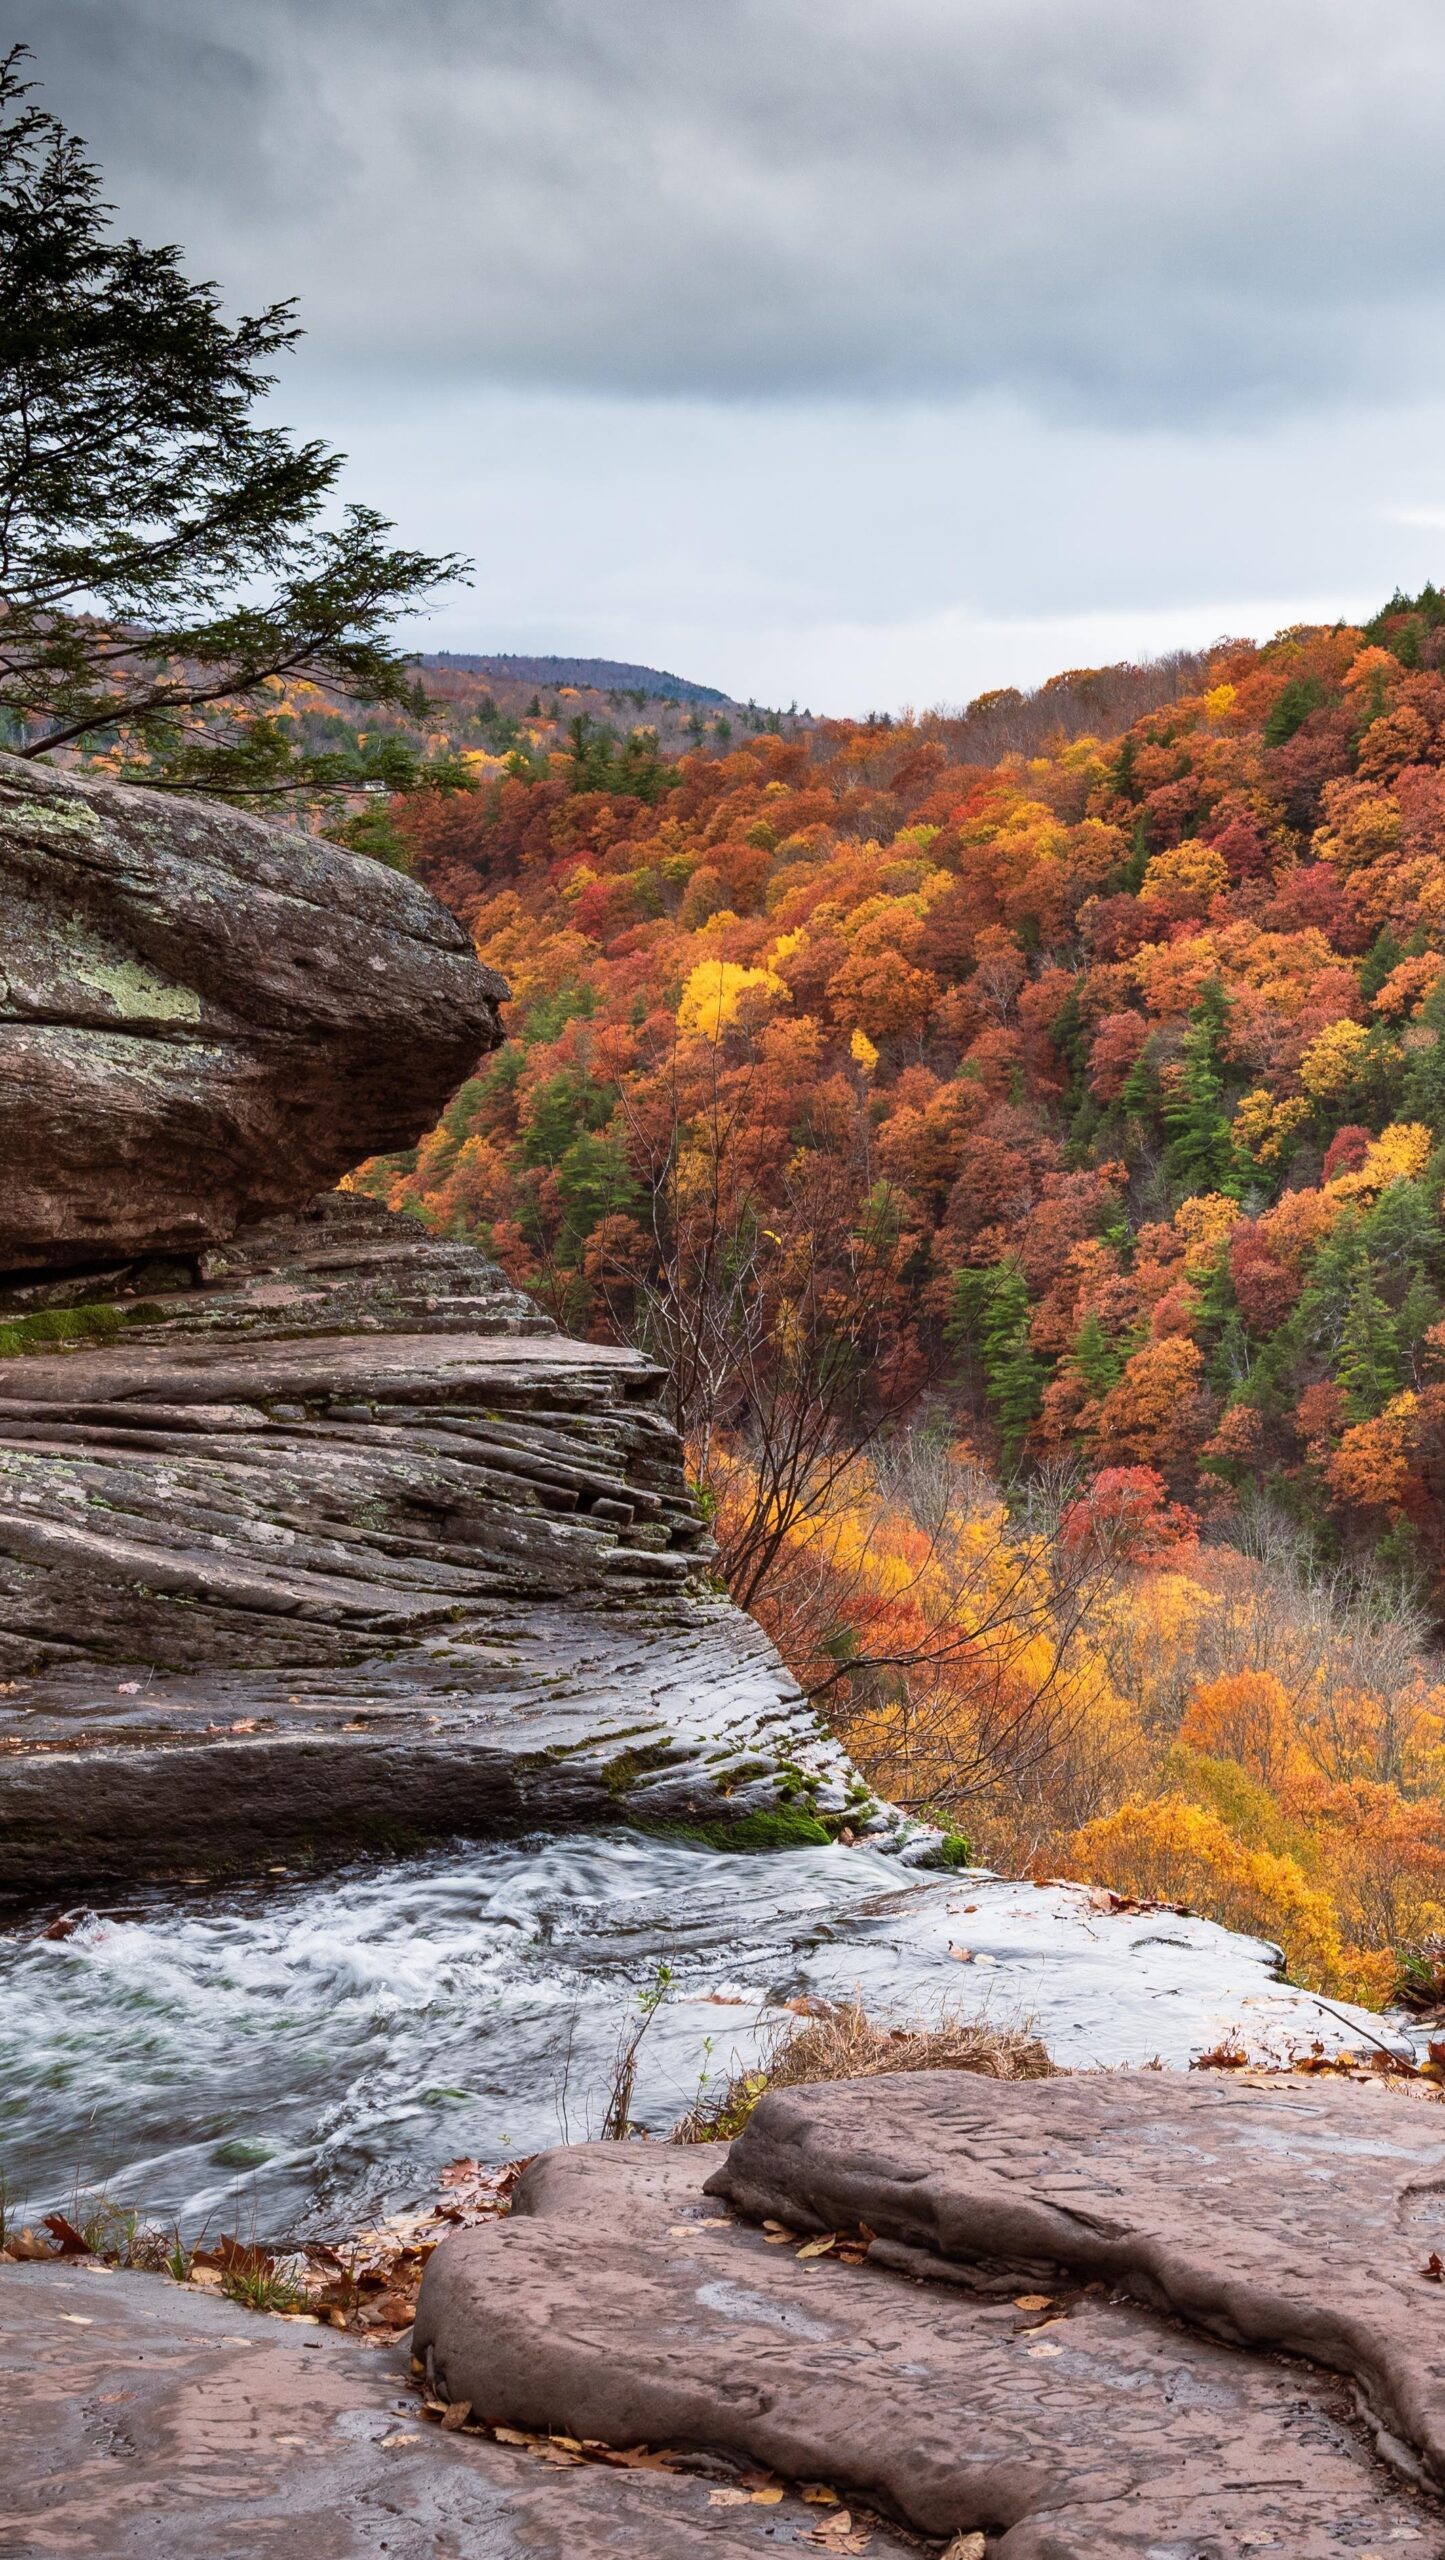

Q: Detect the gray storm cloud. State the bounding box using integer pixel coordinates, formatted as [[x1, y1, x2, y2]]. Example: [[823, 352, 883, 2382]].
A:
[[7, 0, 1445, 420]]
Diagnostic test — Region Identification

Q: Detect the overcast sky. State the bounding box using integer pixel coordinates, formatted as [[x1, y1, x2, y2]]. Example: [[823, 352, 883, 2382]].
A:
[[11, 0, 1445, 711]]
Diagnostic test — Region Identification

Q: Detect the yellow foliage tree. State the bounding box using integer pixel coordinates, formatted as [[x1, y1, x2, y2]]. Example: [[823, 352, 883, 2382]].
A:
[[1177, 1670, 1300, 1789], [1141, 838, 1229, 916], [1070, 1794, 1345, 1990], [676, 958, 787, 1041], [1299, 1017, 1370, 1100]]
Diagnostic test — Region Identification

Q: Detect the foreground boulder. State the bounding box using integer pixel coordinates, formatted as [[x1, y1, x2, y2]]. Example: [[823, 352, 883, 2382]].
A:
[[3, 2258, 929, 2559], [712, 2067, 1445, 2487], [0, 1195, 870, 1887], [415, 2130, 1445, 2555], [0, 755, 505, 1271]]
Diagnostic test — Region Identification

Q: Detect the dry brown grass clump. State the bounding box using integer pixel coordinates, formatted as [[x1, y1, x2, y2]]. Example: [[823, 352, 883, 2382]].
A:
[[672, 1998, 1054, 2144]]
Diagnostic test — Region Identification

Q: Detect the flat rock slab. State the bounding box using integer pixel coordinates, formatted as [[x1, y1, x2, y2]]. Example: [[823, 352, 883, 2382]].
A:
[[0, 755, 505, 1269], [416, 2137, 1445, 2556], [712, 2069, 1445, 2487], [0, 2259, 926, 2559]]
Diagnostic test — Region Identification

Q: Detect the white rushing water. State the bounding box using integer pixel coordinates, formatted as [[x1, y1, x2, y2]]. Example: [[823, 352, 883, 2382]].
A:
[[0, 1831, 1396, 2241]]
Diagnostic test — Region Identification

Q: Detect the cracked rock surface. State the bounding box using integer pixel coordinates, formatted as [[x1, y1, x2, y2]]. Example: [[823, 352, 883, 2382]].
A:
[[0, 753, 506, 1271], [0, 1196, 870, 1888], [415, 2129, 1445, 2556], [712, 2067, 1445, 2489], [2, 2260, 927, 2559]]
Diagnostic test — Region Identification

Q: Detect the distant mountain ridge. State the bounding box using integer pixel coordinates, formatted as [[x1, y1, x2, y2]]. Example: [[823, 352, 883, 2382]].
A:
[[418, 652, 730, 706]]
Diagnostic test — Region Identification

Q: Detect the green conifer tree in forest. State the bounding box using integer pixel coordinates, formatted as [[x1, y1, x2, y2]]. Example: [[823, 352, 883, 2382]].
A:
[[1073, 1308, 1124, 1399], [1335, 1257, 1402, 1421], [949, 1263, 1046, 1465], [0, 46, 468, 805], [1359, 924, 1405, 1006], [1119, 1046, 1157, 1123], [1163, 980, 1237, 1198]]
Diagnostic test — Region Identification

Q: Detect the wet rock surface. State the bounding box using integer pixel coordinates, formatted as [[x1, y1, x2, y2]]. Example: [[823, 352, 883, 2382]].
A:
[[416, 2131, 1445, 2557], [712, 2067, 1445, 2487], [0, 1196, 867, 1888], [0, 755, 506, 1271], [2, 2260, 928, 2560]]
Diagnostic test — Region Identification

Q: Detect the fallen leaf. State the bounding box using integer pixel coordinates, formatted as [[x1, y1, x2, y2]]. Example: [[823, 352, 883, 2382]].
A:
[[380, 2433, 418, 2449], [593, 2445, 683, 2472], [802, 2484, 841, 2505], [492, 2426, 532, 2445], [796, 2236, 836, 2261], [809, 2510, 873, 2551], [940, 2539, 987, 2560], [42, 2214, 90, 2256], [1422, 2252, 1445, 2282], [7, 2228, 54, 2262], [1013, 2294, 1052, 2312], [57, 2313, 93, 2326], [440, 2400, 473, 2431], [709, 2490, 752, 2508]]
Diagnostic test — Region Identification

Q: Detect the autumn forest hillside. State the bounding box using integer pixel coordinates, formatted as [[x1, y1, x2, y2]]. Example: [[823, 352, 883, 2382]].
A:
[[354, 597, 1445, 2007]]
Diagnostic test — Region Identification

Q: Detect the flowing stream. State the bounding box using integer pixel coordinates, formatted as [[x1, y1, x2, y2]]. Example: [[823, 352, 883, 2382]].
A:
[[0, 1829, 1392, 2244]]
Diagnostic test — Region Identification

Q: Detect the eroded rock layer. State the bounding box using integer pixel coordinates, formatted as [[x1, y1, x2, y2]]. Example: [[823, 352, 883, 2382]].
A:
[[712, 2066, 1445, 2486], [0, 1198, 870, 1887], [0, 754, 506, 1270], [415, 2134, 1445, 2557]]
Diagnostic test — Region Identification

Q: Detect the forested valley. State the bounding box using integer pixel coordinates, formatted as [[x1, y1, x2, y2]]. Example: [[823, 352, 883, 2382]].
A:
[[339, 600, 1445, 2005]]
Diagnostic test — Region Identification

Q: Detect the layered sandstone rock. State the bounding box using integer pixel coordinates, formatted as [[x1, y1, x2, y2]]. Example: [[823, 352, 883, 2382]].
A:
[[0, 1195, 871, 1886], [712, 2067, 1445, 2486], [0, 755, 505, 1272]]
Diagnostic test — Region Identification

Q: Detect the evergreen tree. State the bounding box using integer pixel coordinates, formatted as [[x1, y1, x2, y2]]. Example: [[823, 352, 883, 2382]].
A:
[[1162, 980, 1237, 1198], [1359, 924, 1404, 1005], [1073, 1308, 1125, 1398], [0, 49, 464, 803], [948, 1262, 1046, 1464], [1335, 1257, 1402, 1421], [1119, 1047, 1157, 1122]]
